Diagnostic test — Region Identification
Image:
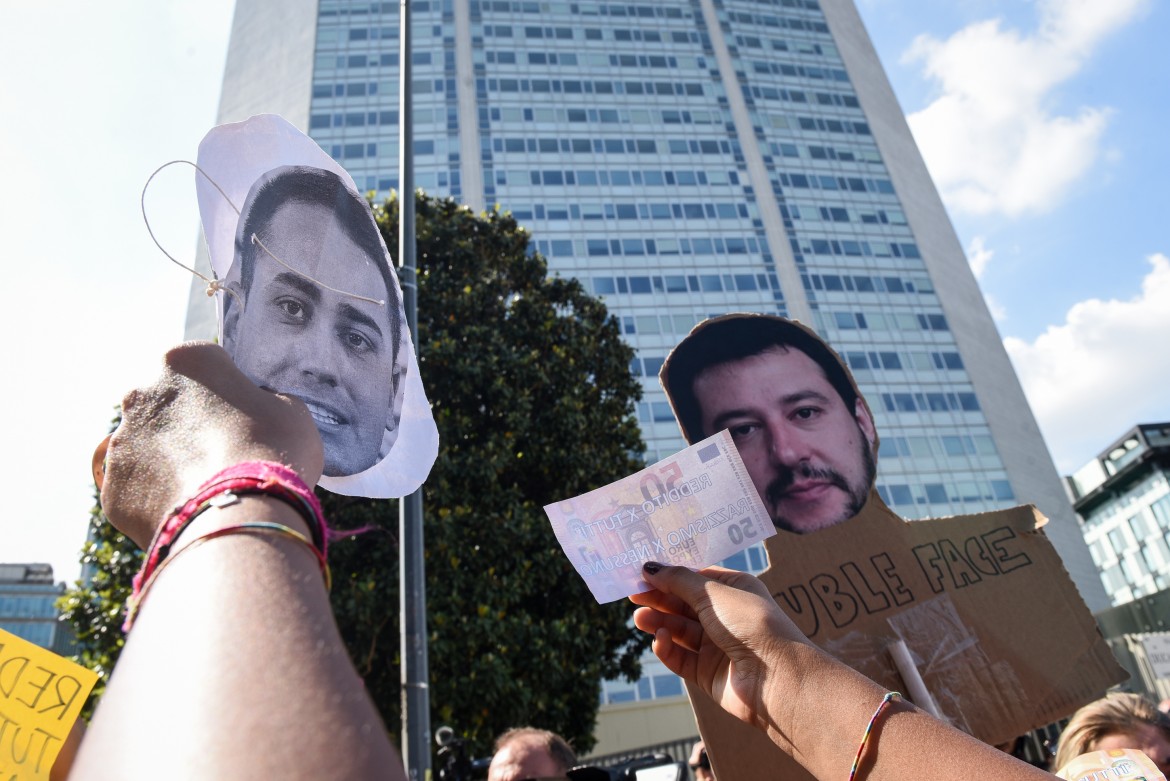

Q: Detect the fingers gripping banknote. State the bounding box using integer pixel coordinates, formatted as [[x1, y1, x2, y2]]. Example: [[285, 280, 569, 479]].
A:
[[544, 430, 775, 603]]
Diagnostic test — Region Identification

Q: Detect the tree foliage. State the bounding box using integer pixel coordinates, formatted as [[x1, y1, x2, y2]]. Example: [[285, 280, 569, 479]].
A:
[[64, 192, 650, 758], [327, 193, 650, 756]]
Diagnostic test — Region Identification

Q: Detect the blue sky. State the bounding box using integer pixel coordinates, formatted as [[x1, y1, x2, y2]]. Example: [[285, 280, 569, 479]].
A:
[[857, 0, 1169, 473], [2, 0, 1167, 583]]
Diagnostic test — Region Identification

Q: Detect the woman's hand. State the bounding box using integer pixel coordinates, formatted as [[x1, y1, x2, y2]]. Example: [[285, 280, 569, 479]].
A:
[[631, 563, 811, 739], [94, 342, 324, 547], [632, 563, 1060, 781]]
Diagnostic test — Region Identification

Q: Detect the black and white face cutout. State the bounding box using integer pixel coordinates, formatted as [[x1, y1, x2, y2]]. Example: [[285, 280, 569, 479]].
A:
[[196, 114, 437, 498]]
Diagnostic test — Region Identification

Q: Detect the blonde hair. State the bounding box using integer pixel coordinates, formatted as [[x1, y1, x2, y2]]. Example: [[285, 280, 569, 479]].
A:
[[1054, 692, 1170, 771]]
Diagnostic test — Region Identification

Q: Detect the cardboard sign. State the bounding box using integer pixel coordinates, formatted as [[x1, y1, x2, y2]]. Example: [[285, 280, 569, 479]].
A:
[[0, 628, 98, 780], [1139, 634, 1170, 680], [689, 497, 1126, 781], [654, 314, 1125, 780]]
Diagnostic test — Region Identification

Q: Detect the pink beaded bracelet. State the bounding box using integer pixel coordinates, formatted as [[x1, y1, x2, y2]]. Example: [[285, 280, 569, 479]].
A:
[[126, 461, 328, 632]]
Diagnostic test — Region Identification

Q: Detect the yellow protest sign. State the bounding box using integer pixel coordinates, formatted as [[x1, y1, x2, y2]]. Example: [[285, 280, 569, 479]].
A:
[[0, 628, 97, 781]]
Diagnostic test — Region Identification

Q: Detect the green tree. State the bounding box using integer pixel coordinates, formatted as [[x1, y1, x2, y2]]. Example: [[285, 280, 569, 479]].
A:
[[327, 193, 649, 756], [64, 192, 650, 756]]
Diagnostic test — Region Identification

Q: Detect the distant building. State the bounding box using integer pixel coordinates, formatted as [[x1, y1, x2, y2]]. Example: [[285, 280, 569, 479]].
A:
[[0, 563, 73, 654], [1066, 423, 1170, 606], [1094, 588, 1170, 702]]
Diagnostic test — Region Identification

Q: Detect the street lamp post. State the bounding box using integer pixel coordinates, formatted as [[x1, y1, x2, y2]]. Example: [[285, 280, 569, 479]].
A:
[[398, 0, 431, 777]]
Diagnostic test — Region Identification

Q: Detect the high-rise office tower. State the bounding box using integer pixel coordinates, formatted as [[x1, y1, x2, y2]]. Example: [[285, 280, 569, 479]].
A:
[[188, 0, 1108, 648]]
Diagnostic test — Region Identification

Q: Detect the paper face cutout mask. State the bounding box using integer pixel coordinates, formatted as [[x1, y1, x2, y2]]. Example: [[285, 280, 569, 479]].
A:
[[657, 314, 1126, 781], [659, 313, 879, 534], [196, 114, 438, 498]]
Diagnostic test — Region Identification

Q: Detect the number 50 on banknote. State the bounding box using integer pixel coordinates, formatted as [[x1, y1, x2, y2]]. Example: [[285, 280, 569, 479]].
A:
[[543, 430, 775, 603]]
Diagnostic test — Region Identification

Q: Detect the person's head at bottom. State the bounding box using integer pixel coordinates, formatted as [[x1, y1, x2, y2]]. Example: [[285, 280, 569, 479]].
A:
[[688, 740, 714, 781], [1053, 692, 1170, 777], [663, 316, 876, 534], [222, 165, 403, 478], [488, 727, 577, 781]]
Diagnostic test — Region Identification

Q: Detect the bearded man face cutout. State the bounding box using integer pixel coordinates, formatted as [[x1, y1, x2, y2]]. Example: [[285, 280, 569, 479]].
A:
[[663, 316, 877, 534]]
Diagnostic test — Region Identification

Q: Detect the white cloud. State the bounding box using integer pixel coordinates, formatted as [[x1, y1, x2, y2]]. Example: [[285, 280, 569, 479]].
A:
[[964, 236, 1006, 321], [1005, 254, 1170, 473], [984, 295, 1008, 324], [966, 235, 994, 279], [904, 0, 1148, 217]]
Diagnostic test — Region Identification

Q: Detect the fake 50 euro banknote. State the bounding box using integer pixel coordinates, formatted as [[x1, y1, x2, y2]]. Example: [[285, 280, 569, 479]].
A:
[[544, 430, 774, 603]]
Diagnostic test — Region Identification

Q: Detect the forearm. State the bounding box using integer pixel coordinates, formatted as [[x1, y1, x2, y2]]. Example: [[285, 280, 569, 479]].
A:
[[70, 497, 402, 781], [765, 641, 1055, 781], [634, 564, 1056, 781]]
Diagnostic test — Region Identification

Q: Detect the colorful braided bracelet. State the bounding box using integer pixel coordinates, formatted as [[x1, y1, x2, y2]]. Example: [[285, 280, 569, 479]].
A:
[[848, 691, 901, 781], [126, 461, 328, 632], [124, 521, 332, 631]]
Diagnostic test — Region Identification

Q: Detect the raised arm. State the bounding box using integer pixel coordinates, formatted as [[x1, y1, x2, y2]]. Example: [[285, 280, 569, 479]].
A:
[[71, 342, 404, 781], [630, 562, 1056, 781]]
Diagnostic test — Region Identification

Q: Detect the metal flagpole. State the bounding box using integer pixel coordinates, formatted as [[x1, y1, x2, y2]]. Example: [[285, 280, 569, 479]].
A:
[[398, 0, 431, 777]]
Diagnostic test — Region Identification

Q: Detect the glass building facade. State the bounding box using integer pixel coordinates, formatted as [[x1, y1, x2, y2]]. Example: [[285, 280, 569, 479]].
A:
[[0, 563, 69, 653], [1067, 423, 1170, 606], [190, 0, 1110, 707]]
